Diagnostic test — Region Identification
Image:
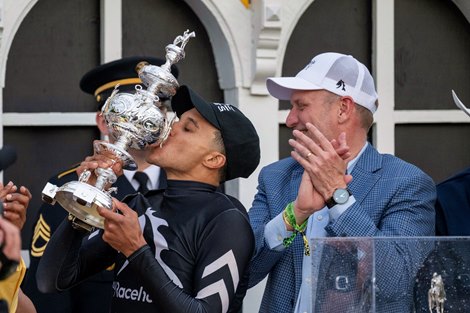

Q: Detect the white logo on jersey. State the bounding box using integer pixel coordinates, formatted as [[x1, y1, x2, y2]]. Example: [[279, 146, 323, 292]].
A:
[[113, 282, 153, 303], [117, 206, 183, 288], [196, 250, 239, 313]]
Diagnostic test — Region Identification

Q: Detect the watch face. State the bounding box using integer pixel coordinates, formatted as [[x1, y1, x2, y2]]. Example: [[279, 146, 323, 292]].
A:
[[333, 188, 349, 205]]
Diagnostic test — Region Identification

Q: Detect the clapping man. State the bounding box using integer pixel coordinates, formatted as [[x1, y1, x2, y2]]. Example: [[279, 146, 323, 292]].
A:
[[248, 52, 436, 312]]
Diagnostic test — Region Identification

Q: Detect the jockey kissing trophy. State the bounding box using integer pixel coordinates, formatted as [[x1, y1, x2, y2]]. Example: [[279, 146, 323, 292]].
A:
[[41, 30, 196, 231]]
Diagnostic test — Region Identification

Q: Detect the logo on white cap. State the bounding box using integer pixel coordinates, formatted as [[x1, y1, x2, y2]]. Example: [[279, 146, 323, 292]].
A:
[[266, 52, 378, 114], [336, 80, 346, 91]]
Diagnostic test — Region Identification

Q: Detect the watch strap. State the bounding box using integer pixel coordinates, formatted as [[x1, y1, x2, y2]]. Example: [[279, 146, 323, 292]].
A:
[[325, 196, 337, 209]]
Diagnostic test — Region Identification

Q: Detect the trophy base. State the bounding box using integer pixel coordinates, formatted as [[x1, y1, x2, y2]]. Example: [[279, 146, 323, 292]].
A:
[[54, 181, 113, 229]]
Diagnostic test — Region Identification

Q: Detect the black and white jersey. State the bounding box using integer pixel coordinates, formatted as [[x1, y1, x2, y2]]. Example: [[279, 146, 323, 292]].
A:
[[38, 180, 254, 313]]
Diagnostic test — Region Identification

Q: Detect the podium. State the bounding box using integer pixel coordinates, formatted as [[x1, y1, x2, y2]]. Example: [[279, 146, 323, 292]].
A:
[[310, 237, 470, 312]]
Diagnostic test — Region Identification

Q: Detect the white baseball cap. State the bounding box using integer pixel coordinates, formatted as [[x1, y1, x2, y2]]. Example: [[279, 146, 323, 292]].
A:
[[267, 52, 379, 113]]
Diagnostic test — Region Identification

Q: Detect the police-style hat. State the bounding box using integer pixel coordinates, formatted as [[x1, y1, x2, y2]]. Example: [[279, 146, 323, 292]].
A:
[[171, 85, 260, 182], [80, 56, 179, 108]]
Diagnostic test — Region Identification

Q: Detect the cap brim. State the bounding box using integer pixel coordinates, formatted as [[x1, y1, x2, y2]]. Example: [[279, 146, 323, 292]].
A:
[[266, 77, 323, 100]]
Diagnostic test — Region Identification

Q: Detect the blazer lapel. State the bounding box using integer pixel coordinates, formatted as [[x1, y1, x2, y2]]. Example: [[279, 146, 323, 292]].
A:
[[349, 144, 382, 205]]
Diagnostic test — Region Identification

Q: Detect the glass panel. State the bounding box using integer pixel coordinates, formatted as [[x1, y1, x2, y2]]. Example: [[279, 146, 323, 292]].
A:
[[311, 237, 375, 313], [311, 237, 470, 312], [414, 238, 470, 313]]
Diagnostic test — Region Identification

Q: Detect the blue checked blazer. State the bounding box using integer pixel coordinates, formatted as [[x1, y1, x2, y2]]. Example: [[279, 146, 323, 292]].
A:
[[248, 144, 436, 313]]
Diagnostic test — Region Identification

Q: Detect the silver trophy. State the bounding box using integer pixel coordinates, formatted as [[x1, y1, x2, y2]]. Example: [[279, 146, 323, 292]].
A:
[[42, 30, 196, 231]]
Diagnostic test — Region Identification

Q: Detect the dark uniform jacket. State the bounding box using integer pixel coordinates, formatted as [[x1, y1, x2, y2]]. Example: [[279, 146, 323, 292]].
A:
[[435, 167, 470, 236], [22, 165, 166, 313]]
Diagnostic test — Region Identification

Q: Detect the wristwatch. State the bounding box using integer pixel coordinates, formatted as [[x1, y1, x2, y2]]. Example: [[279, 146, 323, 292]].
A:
[[326, 188, 351, 209]]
